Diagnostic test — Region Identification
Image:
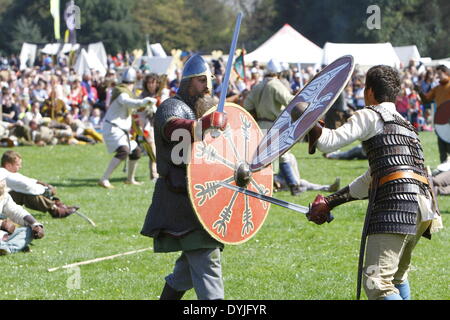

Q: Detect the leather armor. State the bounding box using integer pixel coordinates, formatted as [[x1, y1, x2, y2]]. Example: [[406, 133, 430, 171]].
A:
[[362, 105, 429, 236]]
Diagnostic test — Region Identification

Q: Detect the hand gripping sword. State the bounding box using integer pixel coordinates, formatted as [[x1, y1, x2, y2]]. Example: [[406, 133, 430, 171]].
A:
[[218, 182, 334, 223]]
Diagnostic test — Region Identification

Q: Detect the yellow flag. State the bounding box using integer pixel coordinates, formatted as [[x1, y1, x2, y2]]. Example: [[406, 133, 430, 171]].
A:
[[50, 0, 61, 40]]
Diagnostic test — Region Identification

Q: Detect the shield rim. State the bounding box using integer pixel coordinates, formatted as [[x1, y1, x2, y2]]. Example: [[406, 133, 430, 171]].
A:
[[250, 55, 355, 172], [187, 102, 273, 245]]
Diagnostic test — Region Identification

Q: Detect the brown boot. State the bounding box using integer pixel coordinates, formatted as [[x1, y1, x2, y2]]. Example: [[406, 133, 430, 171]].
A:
[[50, 204, 79, 218]]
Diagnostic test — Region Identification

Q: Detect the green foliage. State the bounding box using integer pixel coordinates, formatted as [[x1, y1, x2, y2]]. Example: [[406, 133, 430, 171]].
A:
[[0, 0, 447, 58], [10, 16, 48, 53], [0, 131, 448, 300], [75, 0, 142, 54]]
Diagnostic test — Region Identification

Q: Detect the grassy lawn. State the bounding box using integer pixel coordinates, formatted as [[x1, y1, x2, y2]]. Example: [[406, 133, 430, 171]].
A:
[[0, 131, 448, 300]]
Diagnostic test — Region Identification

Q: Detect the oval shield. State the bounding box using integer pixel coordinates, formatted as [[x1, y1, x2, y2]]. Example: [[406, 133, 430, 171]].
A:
[[187, 103, 273, 245], [250, 55, 355, 172], [434, 100, 450, 143]]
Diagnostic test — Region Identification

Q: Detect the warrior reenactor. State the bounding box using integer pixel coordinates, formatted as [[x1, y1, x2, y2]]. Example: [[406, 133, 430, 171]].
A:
[[98, 67, 156, 189], [306, 65, 443, 300], [141, 54, 228, 300]]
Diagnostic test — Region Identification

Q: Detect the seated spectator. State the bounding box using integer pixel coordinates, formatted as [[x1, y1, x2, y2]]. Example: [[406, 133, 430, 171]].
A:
[[1, 150, 79, 218], [31, 80, 48, 106], [1, 92, 20, 123], [63, 113, 103, 144], [67, 76, 85, 109], [89, 107, 103, 131]]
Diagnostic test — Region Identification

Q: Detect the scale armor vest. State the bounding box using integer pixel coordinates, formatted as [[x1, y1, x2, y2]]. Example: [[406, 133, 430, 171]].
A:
[[362, 105, 429, 236]]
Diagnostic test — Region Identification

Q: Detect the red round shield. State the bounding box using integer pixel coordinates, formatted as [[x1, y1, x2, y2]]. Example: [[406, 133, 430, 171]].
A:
[[434, 100, 450, 143], [250, 55, 355, 172], [187, 103, 273, 245]]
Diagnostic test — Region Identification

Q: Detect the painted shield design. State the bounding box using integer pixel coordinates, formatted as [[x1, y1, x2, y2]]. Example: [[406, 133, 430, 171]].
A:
[[187, 103, 273, 245], [250, 55, 355, 172], [434, 100, 450, 143]]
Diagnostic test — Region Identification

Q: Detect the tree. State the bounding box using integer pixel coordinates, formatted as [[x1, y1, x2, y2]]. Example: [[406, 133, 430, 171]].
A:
[[10, 16, 48, 53]]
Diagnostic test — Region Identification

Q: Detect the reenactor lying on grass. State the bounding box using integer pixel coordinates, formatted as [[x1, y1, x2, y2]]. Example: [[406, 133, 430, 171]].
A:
[[0, 169, 44, 255], [0, 150, 79, 218]]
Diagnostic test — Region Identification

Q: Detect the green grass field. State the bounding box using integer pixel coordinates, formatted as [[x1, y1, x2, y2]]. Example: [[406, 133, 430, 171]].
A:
[[1, 131, 448, 300]]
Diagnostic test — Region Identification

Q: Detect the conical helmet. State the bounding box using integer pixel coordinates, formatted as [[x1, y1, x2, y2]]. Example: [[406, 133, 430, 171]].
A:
[[182, 54, 213, 92], [121, 67, 137, 83]]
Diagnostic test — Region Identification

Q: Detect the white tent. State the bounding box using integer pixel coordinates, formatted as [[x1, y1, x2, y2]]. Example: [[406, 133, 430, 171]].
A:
[[73, 48, 107, 77], [40, 43, 80, 55], [322, 42, 401, 68], [19, 42, 37, 70], [245, 24, 323, 64], [88, 42, 108, 70], [394, 45, 421, 67]]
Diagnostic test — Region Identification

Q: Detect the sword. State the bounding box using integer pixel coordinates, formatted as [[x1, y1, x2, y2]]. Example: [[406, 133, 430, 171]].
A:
[[211, 13, 243, 139], [74, 210, 96, 227], [217, 12, 243, 113], [218, 181, 334, 223]]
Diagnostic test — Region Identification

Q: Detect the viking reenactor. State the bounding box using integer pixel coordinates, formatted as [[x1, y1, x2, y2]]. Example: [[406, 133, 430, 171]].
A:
[[140, 54, 228, 300], [306, 65, 443, 300], [98, 67, 156, 189], [415, 65, 450, 163]]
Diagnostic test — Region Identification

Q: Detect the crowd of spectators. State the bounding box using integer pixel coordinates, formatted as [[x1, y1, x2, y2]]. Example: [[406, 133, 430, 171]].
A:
[[0, 51, 445, 149]]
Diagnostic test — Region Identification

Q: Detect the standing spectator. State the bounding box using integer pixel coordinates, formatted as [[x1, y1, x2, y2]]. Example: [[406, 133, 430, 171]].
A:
[[415, 65, 450, 163]]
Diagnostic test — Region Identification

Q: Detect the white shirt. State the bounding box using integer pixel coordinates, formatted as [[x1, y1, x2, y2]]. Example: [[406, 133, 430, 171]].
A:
[[0, 193, 32, 226], [0, 168, 46, 196], [317, 102, 429, 203], [103, 92, 150, 130]]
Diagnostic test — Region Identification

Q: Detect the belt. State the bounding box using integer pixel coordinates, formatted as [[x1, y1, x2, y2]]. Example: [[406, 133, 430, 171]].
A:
[[378, 170, 429, 187]]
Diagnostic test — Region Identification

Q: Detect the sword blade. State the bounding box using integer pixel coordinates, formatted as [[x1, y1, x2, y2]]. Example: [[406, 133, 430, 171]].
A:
[[217, 13, 243, 113], [74, 211, 96, 227], [217, 182, 334, 222], [218, 181, 309, 214]]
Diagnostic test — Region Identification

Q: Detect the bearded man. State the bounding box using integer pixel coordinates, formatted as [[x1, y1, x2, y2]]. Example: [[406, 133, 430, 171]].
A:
[[141, 55, 227, 300]]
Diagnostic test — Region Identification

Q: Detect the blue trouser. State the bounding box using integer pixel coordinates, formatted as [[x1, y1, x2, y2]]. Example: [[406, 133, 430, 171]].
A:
[[279, 161, 298, 186], [0, 227, 33, 254]]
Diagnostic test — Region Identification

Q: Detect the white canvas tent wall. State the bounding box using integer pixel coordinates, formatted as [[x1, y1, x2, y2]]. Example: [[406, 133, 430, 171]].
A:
[[40, 43, 80, 55], [19, 42, 37, 70], [133, 56, 176, 79], [394, 45, 421, 67], [73, 48, 107, 77], [88, 42, 108, 70], [146, 43, 167, 58], [322, 42, 401, 68], [245, 24, 323, 64]]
